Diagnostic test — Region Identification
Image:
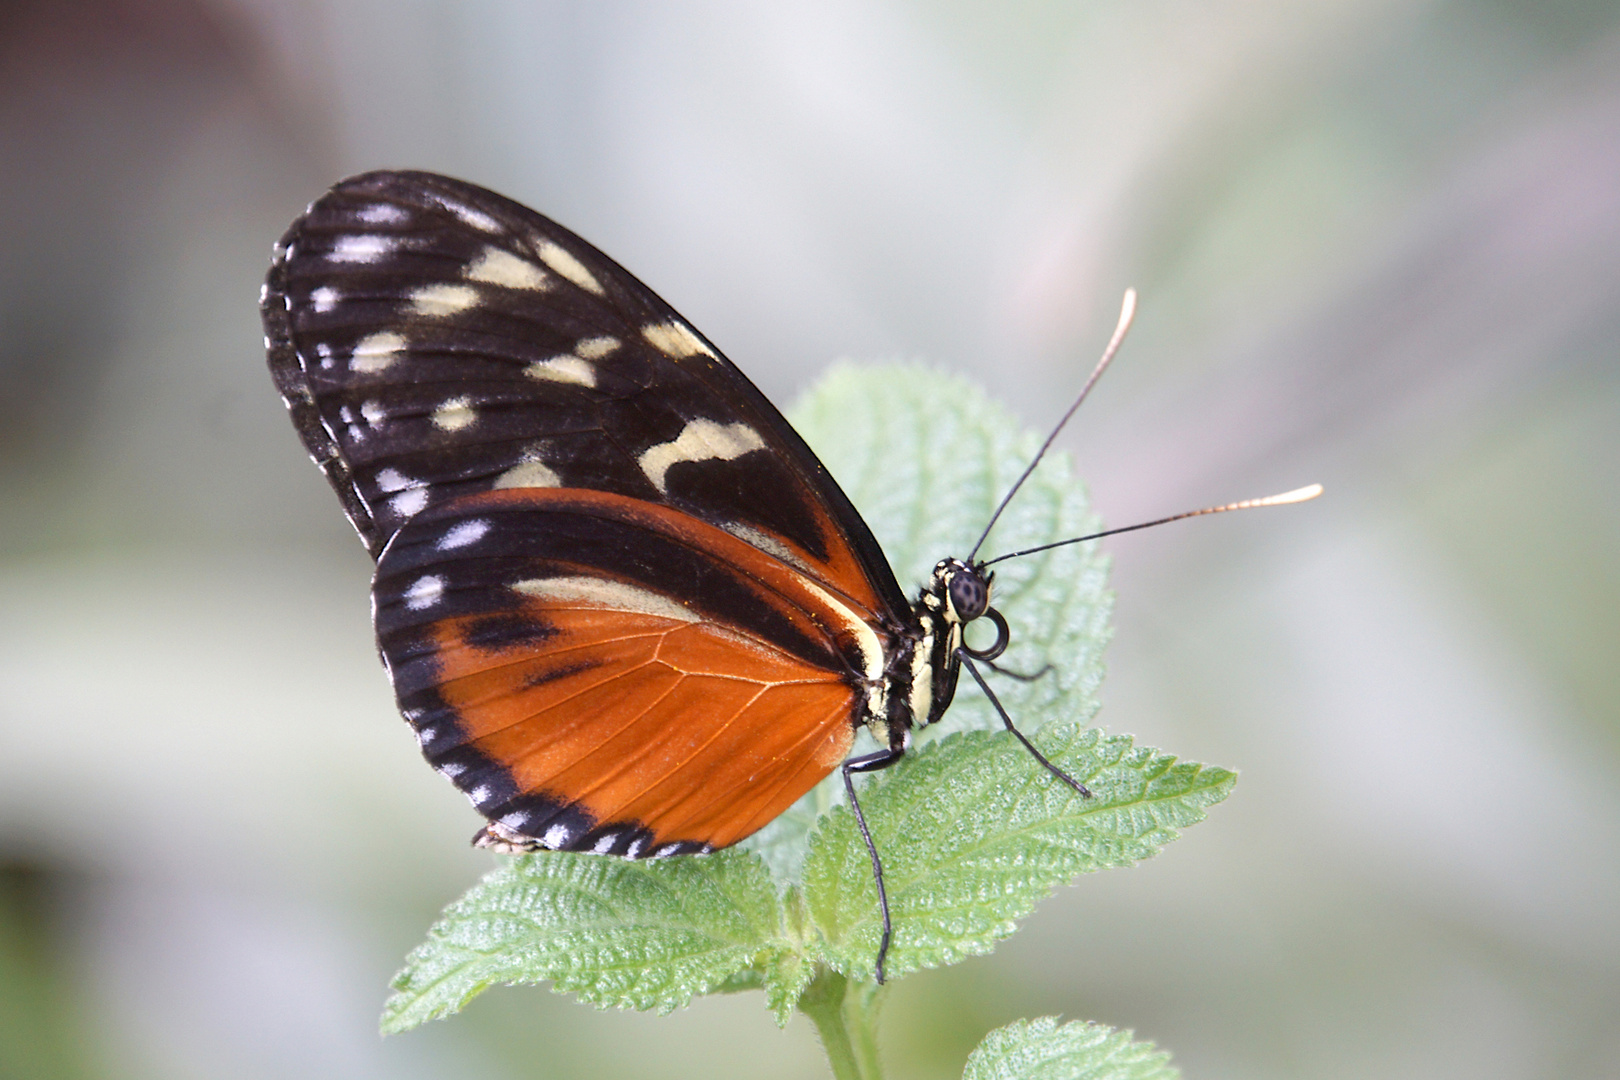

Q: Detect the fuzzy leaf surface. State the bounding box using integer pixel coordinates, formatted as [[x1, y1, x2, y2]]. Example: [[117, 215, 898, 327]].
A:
[[382, 848, 782, 1031], [962, 1017, 1179, 1080], [803, 723, 1236, 978]]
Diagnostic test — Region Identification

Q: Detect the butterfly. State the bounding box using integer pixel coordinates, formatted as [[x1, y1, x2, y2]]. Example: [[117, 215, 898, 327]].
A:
[[262, 171, 1319, 982]]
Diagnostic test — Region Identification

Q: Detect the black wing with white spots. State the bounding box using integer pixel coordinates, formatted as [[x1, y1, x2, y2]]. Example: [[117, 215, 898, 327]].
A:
[[261, 170, 909, 619]]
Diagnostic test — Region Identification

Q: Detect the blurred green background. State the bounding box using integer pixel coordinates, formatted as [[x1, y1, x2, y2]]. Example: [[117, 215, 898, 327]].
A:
[[2, 2, 1617, 1077]]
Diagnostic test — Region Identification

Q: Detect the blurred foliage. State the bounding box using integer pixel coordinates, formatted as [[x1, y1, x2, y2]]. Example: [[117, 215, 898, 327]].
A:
[[0, 864, 92, 1080]]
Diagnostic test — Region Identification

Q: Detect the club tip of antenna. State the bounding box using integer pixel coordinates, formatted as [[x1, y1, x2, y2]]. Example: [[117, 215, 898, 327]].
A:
[[1261, 483, 1324, 506], [1115, 288, 1137, 334]]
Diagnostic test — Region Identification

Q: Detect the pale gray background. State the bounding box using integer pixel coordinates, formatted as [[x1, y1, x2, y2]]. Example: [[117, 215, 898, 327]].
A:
[[2, 2, 1617, 1078]]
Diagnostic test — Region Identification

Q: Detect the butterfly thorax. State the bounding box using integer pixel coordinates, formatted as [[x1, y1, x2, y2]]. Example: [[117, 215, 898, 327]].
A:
[[874, 558, 999, 753]]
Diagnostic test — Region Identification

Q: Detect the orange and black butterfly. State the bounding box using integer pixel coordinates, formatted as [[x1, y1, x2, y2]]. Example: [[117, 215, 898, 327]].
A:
[[262, 171, 1317, 981]]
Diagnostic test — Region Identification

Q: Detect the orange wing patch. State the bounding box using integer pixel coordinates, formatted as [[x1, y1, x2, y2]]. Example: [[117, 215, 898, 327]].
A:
[[374, 486, 891, 856], [431, 599, 855, 853]]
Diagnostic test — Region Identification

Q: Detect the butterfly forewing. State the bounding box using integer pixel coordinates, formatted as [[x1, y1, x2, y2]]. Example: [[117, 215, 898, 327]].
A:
[[263, 171, 919, 856], [262, 171, 907, 622]]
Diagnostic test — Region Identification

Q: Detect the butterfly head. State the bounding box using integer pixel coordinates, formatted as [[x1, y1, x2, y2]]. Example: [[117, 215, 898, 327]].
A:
[[927, 558, 1008, 662]]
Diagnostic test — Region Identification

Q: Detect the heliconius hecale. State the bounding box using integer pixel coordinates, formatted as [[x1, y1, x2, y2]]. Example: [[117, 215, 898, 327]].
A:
[[261, 171, 1319, 981]]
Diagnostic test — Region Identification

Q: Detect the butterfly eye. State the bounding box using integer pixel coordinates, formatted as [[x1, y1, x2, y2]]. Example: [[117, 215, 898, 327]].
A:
[[947, 567, 990, 621]]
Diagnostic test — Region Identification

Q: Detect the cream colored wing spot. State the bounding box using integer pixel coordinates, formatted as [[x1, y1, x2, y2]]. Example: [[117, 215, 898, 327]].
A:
[[465, 246, 550, 290], [638, 419, 766, 494], [640, 321, 714, 359], [574, 335, 620, 359], [511, 576, 699, 623], [409, 283, 479, 317], [720, 521, 810, 572], [535, 240, 604, 295], [524, 356, 596, 387], [432, 396, 478, 431], [796, 577, 886, 683], [493, 458, 562, 488], [350, 330, 406, 373], [310, 286, 338, 313]]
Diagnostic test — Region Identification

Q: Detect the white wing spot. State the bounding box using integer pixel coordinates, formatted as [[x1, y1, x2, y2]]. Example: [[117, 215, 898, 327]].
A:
[[432, 396, 477, 431], [626, 836, 647, 859], [389, 487, 430, 517], [437, 760, 466, 778], [258, 283, 268, 303], [592, 833, 618, 854], [415, 725, 438, 748], [543, 823, 573, 849], [315, 343, 334, 369], [638, 419, 765, 494], [721, 521, 807, 570], [360, 400, 386, 426], [524, 355, 596, 388], [331, 234, 396, 263], [469, 785, 493, 807], [465, 246, 549, 290], [536, 240, 604, 295], [493, 459, 561, 489], [641, 321, 713, 359], [357, 203, 407, 224], [511, 576, 697, 623], [351, 330, 406, 373], [409, 283, 479, 316], [404, 574, 445, 610], [651, 843, 683, 859], [432, 195, 501, 234], [439, 519, 491, 550], [375, 467, 420, 493], [575, 335, 619, 359], [310, 286, 338, 312]]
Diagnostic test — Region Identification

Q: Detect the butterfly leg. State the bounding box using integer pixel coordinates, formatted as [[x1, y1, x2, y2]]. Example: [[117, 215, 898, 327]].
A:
[[977, 658, 1053, 683], [958, 655, 1092, 798], [841, 746, 905, 984]]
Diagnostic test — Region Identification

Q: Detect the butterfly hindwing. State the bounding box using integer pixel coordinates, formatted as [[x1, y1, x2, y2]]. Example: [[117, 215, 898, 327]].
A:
[[262, 171, 908, 622], [373, 487, 874, 854]]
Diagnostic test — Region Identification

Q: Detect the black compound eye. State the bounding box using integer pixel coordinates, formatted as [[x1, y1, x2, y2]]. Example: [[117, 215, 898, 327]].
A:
[[948, 569, 989, 621]]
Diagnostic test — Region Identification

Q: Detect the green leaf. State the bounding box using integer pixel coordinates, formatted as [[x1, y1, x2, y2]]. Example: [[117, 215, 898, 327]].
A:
[[742, 364, 1113, 883], [382, 364, 1230, 1036], [381, 847, 783, 1032], [961, 1017, 1179, 1080], [803, 723, 1236, 978]]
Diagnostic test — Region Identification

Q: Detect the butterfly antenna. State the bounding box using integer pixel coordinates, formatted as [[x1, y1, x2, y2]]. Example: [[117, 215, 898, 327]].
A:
[[967, 289, 1138, 563], [981, 484, 1323, 567]]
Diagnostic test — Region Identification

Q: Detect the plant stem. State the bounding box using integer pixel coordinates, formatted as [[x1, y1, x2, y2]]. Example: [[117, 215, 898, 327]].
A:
[[846, 976, 884, 1080], [799, 968, 884, 1080]]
